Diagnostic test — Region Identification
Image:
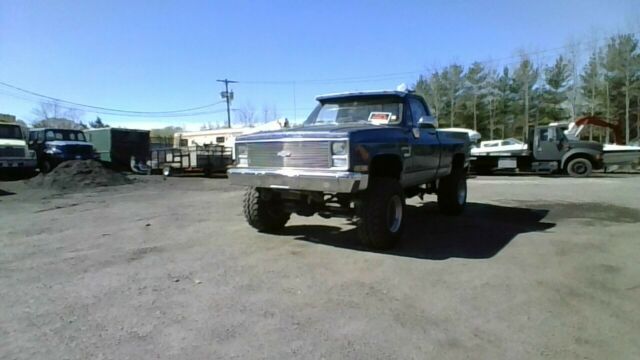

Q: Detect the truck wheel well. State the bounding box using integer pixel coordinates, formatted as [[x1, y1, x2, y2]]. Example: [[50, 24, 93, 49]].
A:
[[369, 155, 402, 179], [563, 153, 594, 169], [452, 153, 466, 171]]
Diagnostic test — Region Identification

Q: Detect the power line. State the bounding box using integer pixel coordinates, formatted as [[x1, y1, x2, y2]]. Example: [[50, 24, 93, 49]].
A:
[[0, 89, 229, 118], [0, 80, 225, 115], [237, 31, 640, 85]]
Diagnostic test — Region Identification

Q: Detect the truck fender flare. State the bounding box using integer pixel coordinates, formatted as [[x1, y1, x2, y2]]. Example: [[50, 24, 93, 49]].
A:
[[560, 149, 600, 169]]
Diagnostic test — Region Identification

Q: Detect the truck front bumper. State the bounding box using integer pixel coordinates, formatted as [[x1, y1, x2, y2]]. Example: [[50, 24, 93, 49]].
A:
[[227, 167, 368, 193], [0, 158, 37, 170]]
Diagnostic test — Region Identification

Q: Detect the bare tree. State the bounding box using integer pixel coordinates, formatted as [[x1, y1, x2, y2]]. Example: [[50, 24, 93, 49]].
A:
[[32, 101, 84, 122], [235, 103, 256, 126], [261, 104, 281, 123]]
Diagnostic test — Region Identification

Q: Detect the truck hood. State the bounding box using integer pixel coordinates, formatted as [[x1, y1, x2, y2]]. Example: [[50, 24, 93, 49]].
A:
[[236, 123, 395, 141], [47, 140, 93, 146], [0, 139, 27, 147], [568, 140, 603, 152]]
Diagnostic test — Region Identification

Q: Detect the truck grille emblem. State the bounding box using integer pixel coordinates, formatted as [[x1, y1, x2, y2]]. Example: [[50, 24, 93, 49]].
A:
[[277, 150, 292, 157]]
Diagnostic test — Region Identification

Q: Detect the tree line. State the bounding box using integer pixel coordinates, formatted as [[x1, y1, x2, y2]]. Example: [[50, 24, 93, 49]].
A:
[[415, 33, 640, 143]]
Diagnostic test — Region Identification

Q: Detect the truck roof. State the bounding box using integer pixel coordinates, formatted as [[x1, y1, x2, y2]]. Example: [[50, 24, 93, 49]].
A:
[[316, 90, 411, 102], [30, 128, 85, 132]]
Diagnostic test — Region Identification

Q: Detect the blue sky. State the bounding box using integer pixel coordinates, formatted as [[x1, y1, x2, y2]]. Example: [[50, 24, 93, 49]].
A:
[[0, 0, 637, 130]]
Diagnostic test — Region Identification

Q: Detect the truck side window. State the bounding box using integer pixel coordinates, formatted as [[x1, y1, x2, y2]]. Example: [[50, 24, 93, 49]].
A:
[[539, 128, 549, 141], [409, 98, 427, 126]]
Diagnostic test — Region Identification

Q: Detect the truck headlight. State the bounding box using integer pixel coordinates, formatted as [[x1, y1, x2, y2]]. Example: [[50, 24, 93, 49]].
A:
[[236, 144, 248, 167], [237, 144, 248, 156], [331, 141, 347, 155], [45, 145, 62, 154]]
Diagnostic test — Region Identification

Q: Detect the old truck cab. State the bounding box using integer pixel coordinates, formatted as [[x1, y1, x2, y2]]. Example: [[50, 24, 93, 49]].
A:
[[0, 123, 37, 175], [28, 128, 96, 173]]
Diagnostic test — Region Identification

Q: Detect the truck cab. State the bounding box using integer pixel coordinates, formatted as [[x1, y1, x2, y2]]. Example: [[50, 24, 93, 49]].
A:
[[28, 128, 96, 173], [0, 123, 37, 176]]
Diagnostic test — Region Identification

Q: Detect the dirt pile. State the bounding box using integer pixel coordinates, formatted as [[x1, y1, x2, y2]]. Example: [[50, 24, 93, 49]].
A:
[[27, 160, 131, 191]]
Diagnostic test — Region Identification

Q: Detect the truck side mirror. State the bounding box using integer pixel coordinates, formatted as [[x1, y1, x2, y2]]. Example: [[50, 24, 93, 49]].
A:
[[417, 116, 437, 129]]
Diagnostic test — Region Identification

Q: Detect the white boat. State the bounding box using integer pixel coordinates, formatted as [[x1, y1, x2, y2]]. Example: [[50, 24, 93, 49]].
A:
[[602, 144, 640, 166], [470, 138, 528, 156]]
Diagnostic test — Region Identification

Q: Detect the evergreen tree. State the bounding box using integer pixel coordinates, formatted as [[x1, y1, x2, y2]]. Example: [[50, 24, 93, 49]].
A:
[[540, 55, 571, 123], [580, 51, 607, 140], [603, 34, 640, 143], [89, 116, 109, 128], [463, 62, 489, 130], [513, 56, 539, 138], [439, 64, 465, 127]]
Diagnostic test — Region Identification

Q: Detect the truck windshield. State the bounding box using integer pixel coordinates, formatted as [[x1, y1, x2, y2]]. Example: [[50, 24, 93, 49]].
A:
[[304, 99, 402, 126], [45, 129, 87, 142], [0, 125, 23, 139]]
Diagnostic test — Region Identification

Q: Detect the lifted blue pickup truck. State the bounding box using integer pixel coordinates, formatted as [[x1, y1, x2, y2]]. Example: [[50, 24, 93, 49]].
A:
[[228, 89, 470, 249]]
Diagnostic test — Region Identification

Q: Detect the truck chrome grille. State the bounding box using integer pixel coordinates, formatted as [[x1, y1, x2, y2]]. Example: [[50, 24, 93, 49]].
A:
[[63, 144, 93, 155], [0, 147, 25, 158], [247, 141, 330, 168]]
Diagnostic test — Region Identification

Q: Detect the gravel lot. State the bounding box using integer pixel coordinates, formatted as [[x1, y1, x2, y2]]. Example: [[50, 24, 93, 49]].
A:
[[1, 174, 639, 359]]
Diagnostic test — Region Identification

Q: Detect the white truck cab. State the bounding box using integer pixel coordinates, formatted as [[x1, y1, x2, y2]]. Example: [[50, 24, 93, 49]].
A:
[[0, 123, 37, 175]]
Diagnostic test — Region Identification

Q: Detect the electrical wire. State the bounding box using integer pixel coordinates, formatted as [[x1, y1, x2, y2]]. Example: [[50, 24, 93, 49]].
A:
[[0, 80, 225, 115]]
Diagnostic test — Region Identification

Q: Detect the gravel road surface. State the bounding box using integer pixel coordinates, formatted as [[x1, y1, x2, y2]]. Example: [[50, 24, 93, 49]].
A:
[[1, 174, 639, 359]]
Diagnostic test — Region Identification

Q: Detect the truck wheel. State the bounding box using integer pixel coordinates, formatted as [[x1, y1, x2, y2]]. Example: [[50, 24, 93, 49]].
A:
[[40, 160, 53, 174], [243, 187, 290, 233], [437, 167, 467, 215], [357, 177, 405, 249], [566, 157, 592, 177]]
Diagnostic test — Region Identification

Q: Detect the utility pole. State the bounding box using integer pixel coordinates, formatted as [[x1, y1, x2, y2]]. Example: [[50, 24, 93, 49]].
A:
[[217, 79, 237, 128]]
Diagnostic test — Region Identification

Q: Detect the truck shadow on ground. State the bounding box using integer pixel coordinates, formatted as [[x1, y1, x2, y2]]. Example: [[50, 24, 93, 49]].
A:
[[281, 202, 555, 260], [0, 189, 15, 196]]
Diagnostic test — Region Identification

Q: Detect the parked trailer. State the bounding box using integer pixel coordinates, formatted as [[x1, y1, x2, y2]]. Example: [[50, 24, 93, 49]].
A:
[[150, 145, 232, 177], [85, 128, 150, 172]]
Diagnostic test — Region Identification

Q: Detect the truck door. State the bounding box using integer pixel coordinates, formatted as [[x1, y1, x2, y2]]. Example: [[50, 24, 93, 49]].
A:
[[407, 97, 440, 182], [533, 126, 563, 160]]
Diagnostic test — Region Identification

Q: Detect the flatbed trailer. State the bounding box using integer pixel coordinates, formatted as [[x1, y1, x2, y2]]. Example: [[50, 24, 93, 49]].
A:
[[471, 124, 604, 177], [150, 145, 232, 176]]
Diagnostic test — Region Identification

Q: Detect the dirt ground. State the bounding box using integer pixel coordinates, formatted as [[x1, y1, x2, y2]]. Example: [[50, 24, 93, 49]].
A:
[[1, 174, 639, 359]]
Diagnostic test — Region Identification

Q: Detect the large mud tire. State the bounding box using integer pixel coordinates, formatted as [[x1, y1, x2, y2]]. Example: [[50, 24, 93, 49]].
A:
[[357, 177, 405, 250], [243, 187, 290, 233], [40, 159, 53, 174], [437, 168, 467, 215]]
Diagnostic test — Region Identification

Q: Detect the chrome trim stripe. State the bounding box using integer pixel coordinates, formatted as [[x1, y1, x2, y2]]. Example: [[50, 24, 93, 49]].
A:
[[236, 137, 348, 143]]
